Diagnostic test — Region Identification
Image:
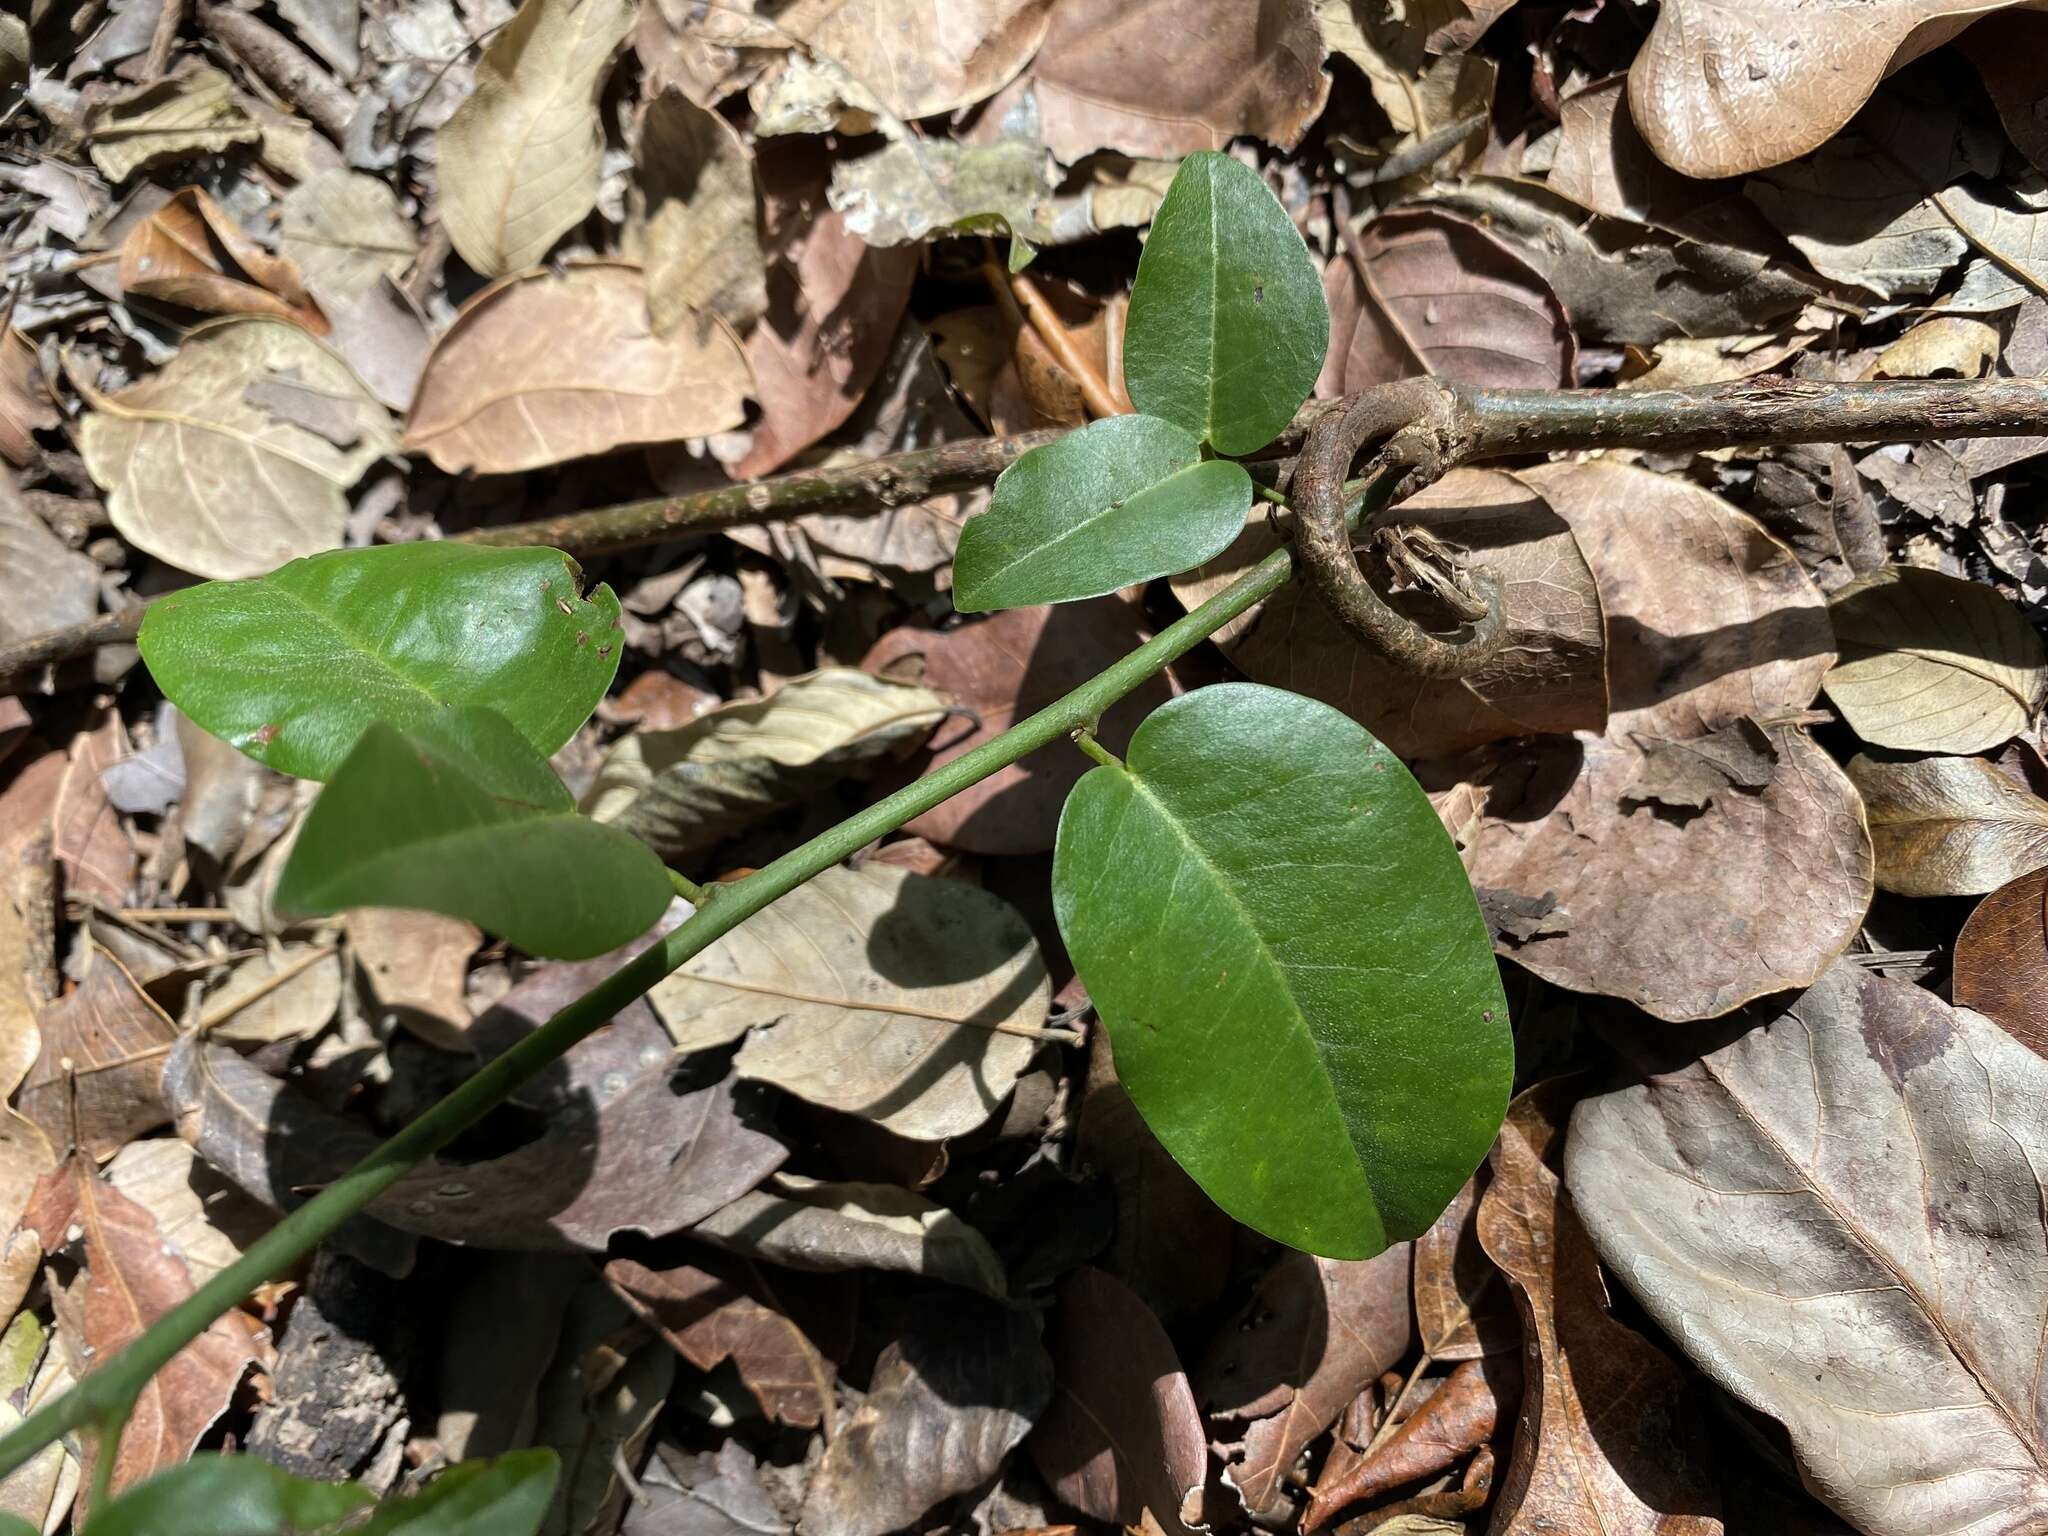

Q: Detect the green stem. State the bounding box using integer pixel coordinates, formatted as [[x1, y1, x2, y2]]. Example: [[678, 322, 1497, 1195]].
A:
[[1070, 728, 1123, 771], [0, 537, 1303, 1487], [667, 869, 713, 905]]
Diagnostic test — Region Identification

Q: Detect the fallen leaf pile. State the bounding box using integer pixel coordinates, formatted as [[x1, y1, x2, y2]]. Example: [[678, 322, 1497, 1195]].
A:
[[5, 0, 2048, 1531]]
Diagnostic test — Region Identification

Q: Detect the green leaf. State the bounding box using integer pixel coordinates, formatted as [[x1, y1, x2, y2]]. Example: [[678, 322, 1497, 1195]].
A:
[[139, 543, 624, 782], [0, 1519, 32, 1536], [1123, 151, 1328, 455], [79, 1453, 372, 1535], [953, 415, 1254, 612], [353, 1450, 558, 1535], [276, 711, 671, 960], [1052, 683, 1511, 1258]]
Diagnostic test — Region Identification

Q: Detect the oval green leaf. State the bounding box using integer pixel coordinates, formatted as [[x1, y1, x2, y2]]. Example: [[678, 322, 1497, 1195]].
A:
[[79, 1453, 373, 1535], [953, 414, 1255, 612], [276, 711, 671, 960], [139, 543, 624, 782], [1123, 151, 1328, 455], [1052, 683, 1511, 1258]]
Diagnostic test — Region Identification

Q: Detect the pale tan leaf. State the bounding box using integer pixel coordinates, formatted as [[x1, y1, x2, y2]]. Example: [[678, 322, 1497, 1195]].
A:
[[0, 1314, 78, 1533], [1868, 316, 2000, 379], [1935, 175, 2048, 298], [117, 187, 327, 333], [76, 316, 396, 580], [279, 168, 418, 309], [54, 715, 133, 906], [0, 470, 97, 650], [828, 134, 1058, 251], [436, 0, 637, 277], [764, 0, 1053, 121], [103, 1138, 268, 1287], [347, 907, 479, 1049], [651, 864, 1048, 1140], [1825, 566, 2046, 754], [403, 262, 751, 474], [692, 1174, 1008, 1296], [82, 65, 261, 182], [1850, 751, 2048, 896], [197, 941, 342, 1046], [1746, 147, 1969, 300], [633, 88, 766, 336], [1317, 2, 1493, 167]]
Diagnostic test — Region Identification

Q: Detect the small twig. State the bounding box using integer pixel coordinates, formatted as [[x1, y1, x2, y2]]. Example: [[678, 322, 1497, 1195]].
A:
[[140, 0, 186, 83], [195, 2, 355, 140], [993, 262, 1126, 421], [196, 941, 340, 1033], [1362, 1350, 1435, 1460]]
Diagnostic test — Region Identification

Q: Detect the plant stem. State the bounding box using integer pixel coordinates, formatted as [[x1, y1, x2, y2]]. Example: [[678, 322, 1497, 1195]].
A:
[[0, 538, 1299, 1486]]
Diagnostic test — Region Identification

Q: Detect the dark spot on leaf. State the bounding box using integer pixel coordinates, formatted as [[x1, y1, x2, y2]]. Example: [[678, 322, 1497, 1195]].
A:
[[576, 631, 589, 647], [1254, 283, 1265, 303], [252, 723, 281, 746], [596, 644, 613, 660]]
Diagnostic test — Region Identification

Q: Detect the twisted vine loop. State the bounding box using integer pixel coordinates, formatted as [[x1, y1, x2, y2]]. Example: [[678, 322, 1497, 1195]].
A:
[[1290, 380, 1507, 679]]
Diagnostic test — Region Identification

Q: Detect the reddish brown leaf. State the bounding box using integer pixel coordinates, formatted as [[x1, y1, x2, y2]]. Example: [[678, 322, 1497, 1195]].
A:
[[862, 597, 1173, 855], [117, 187, 327, 333], [1030, 1266, 1206, 1535], [0, 328, 58, 465], [19, 950, 177, 1161], [24, 1155, 266, 1506], [1301, 1354, 1517, 1532], [1954, 865, 2048, 1056], [53, 715, 134, 904], [1413, 1173, 1516, 1362], [1477, 1082, 1722, 1536]]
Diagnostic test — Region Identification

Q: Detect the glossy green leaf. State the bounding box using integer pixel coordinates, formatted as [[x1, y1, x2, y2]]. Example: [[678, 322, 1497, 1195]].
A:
[[0, 1519, 31, 1536], [79, 1453, 372, 1535], [139, 543, 623, 782], [1052, 683, 1511, 1258], [353, 1449, 558, 1535], [276, 710, 671, 959], [1123, 151, 1328, 455], [953, 414, 1254, 612]]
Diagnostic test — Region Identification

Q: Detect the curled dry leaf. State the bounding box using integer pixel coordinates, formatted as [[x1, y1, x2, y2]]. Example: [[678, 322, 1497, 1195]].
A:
[[1197, 1245, 1417, 1518], [20, 951, 177, 1161], [862, 597, 1174, 855], [1171, 468, 1606, 760], [653, 864, 1049, 1140], [1849, 751, 2048, 895], [582, 668, 947, 860], [53, 715, 134, 906], [1568, 959, 2048, 1536], [76, 316, 397, 580], [0, 329, 58, 465], [693, 1173, 1007, 1296], [436, 0, 636, 277], [1302, 1355, 1517, 1533], [635, 88, 767, 336], [118, 187, 326, 333], [998, 0, 1328, 161], [403, 263, 752, 475], [82, 65, 260, 182], [1318, 210, 1576, 396], [279, 169, 418, 310], [1478, 1082, 1721, 1536], [1824, 566, 2047, 754], [24, 1155, 267, 1503], [1449, 461, 1870, 1021], [1030, 1266, 1207, 1536], [1954, 865, 2048, 1056], [1413, 1173, 1516, 1361], [1625, 0, 2037, 179]]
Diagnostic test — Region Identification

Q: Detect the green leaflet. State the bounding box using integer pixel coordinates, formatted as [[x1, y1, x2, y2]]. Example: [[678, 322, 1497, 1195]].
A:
[[1123, 151, 1328, 455], [1052, 684, 1511, 1257], [954, 414, 1254, 611], [139, 543, 623, 782]]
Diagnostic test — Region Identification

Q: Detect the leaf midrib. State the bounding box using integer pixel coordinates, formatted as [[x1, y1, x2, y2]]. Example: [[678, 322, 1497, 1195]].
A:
[[985, 459, 1214, 586]]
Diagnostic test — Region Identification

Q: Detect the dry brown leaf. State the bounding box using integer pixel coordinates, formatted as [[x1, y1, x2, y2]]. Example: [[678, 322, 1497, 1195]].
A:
[[1479, 1082, 1722, 1535], [728, 147, 918, 479], [1171, 468, 1606, 760], [1868, 317, 2001, 379], [1000, 0, 1329, 161], [693, 1173, 1007, 1295], [347, 906, 480, 1049], [118, 187, 327, 333], [0, 1112, 55, 1326], [102, 1138, 268, 1287], [19, 949, 177, 1161], [862, 597, 1173, 855], [0, 329, 56, 466], [0, 1312, 77, 1531], [764, 0, 1054, 121], [76, 316, 396, 580], [1302, 1355, 1517, 1532], [1319, 210, 1575, 394], [1413, 1173, 1515, 1361], [1448, 461, 1870, 1020], [197, 941, 342, 1046], [1850, 750, 2048, 895], [0, 883, 40, 1102], [0, 471, 98, 651], [1825, 566, 2046, 754], [1625, 0, 2040, 179], [436, 0, 636, 277], [1317, 3, 1494, 171], [404, 263, 751, 475], [1935, 175, 2048, 298], [1959, 12, 2048, 176], [52, 717, 133, 907], [24, 1154, 266, 1504], [634, 87, 767, 337], [1954, 865, 2048, 1057], [82, 65, 261, 182], [278, 168, 418, 310]]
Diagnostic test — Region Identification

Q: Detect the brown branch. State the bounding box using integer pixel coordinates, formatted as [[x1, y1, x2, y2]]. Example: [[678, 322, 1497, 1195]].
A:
[[196, 2, 355, 140]]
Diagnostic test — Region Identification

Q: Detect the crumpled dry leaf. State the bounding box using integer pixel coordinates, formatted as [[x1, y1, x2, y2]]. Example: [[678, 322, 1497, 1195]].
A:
[[24, 1154, 267, 1505], [1954, 865, 2048, 1057], [828, 132, 1057, 253], [1303, 1355, 1515, 1532], [1625, 0, 2039, 179], [1478, 1082, 1721, 1536], [1745, 445, 1885, 596], [0, 1111, 55, 1327], [0, 470, 98, 649], [1849, 750, 2048, 895], [993, 0, 1328, 161], [347, 906, 480, 1049], [0, 1312, 78, 1533], [633, 87, 767, 337], [0, 330, 57, 466], [20, 949, 176, 1161], [278, 168, 418, 311], [533, 1276, 675, 1536], [82, 65, 261, 182], [1447, 461, 1869, 1021], [760, 0, 1053, 122], [1319, 209, 1575, 394], [1825, 566, 2047, 754], [583, 668, 946, 859], [404, 262, 752, 475], [693, 1173, 1008, 1296], [1030, 1265, 1206, 1536], [118, 187, 326, 333], [1568, 958, 2048, 1536], [1171, 468, 1606, 760], [1318, 1, 1494, 171], [53, 716, 134, 906], [1197, 1246, 1417, 1518], [76, 315, 396, 580], [862, 597, 1173, 854], [436, 0, 636, 277], [653, 864, 1049, 1140], [800, 1293, 1052, 1536]]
